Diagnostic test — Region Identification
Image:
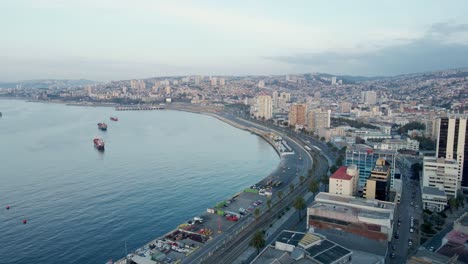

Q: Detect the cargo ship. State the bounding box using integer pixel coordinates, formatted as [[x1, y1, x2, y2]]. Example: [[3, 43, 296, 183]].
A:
[[93, 138, 105, 151], [98, 122, 108, 131], [110, 117, 118, 121]]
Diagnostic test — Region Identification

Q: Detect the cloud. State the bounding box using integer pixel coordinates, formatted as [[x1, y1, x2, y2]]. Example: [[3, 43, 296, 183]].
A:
[[265, 23, 468, 76]]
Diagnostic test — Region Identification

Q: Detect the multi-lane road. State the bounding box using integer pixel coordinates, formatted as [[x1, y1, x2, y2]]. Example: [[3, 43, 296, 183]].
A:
[[182, 113, 323, 264]]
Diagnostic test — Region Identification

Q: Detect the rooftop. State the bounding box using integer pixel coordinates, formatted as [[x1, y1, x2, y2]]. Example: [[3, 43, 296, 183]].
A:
[[314, 192, 395, 212], [347, 144, 397, 155], [330, 166, 353, 181], [444, 230, 468, 245], [277, 231, 305, 247], [422, 186, 447, 197]]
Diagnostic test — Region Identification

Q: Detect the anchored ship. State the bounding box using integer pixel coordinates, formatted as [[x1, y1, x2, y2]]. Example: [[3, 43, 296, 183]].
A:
[[93, 138, 105, 151], [110, 117, 118, 121], [97, 123, 108, 131]]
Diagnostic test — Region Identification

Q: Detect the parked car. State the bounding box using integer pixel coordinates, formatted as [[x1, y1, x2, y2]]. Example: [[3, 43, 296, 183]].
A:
[[256, 200, 263, 204], [226, 215, 238, 222], [391, 252, 396, 258], [247, 206, 254, 212], [410, 228, 414, 233], [239, 208, 246, 215]]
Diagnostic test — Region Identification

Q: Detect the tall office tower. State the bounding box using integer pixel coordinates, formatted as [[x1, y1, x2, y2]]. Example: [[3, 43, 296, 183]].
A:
[[341, 102, 352, 113], [85, 85, 92, 95], [361, 91, 377, 105], [130, 79, 138, 89], [331, 77, 337, 85], [122, 86, 127, 94], [345, 145, 397, 190], [219, 78, 225, 86], [210, 77, 217, 86], [258, 80, 265, 88], [436, 116, 468, 190], [272, 91, 279, 109], [307, 109, 331, 132], [255, 95, 273, 120], [289, 104, 307, 126]]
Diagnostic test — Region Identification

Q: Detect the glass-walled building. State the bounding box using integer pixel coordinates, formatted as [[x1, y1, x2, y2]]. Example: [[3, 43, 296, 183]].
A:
[[345, 144, 397, 191]]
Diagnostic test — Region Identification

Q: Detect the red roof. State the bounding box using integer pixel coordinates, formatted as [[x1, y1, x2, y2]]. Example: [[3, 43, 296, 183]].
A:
[[330, 166, 353, 181]]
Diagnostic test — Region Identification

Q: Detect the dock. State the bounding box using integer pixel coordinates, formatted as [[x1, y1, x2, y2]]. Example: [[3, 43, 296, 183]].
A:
[[115, 105, 165, 111]]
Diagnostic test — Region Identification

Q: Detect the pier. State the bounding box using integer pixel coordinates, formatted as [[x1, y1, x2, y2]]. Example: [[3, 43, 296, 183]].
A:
[[115, 105, 165, 111]]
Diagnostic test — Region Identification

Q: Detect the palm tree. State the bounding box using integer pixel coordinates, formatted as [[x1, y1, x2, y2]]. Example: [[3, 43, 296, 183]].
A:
[[254, 208, 261, 220], [308, 179, 319, 194], [293, 196, 307, 220], [250, 230, 266, 255], [299, 175, 305, 185], [267, 199, 272, 211], [277, 190, 284, 201], [289, 184, 295, 194]]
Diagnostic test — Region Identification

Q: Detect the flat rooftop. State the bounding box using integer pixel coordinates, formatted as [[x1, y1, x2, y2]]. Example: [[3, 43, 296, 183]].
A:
[[277, 231, 305, 247], [314, 192, 395, 212], [347, 144, 397, 155], [422, 186, 447, 197]]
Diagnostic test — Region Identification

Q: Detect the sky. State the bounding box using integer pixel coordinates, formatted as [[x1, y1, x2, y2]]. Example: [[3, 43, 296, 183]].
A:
[[1, 0, 468, 81]]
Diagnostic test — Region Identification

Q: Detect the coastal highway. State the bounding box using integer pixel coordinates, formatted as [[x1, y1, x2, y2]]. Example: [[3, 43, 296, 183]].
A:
[[182, 114, 317, 264], [190, 114, 328, 264]]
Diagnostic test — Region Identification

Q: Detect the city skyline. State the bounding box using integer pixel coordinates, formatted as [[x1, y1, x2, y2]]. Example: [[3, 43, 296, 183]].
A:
[[1, 0, 468, 81]]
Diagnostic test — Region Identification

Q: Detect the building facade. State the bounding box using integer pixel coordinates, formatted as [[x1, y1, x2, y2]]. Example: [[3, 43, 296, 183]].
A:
[[329, 165, 359, 196], [345, 144, 397, 191], [423, 157, 459, 198], [436, 116, 468, 191], [289, 104, 307, 127], [363, 158, 391, 201]]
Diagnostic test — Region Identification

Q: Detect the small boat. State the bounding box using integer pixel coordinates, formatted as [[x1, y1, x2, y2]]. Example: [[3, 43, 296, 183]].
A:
[[98, 123, 108, 131], [110, 117, 118, 121], [93, 138, 105, 151]]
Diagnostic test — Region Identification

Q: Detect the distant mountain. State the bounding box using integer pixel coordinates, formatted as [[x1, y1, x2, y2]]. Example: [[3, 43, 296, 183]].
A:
[[0, 79, 96, 89]]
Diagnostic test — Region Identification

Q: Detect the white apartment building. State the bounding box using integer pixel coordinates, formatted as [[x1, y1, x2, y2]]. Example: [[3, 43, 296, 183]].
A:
[[423, 157, 459, 198], [255, 95, 273, 120], [329, 165, 359, 196]]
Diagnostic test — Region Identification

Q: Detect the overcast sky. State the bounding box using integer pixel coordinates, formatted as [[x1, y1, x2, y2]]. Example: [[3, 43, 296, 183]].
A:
[[1, 0, 468, 81]]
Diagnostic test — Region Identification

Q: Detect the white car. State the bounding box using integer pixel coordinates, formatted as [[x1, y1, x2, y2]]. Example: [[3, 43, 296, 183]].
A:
[[410, 228, 414, 233]]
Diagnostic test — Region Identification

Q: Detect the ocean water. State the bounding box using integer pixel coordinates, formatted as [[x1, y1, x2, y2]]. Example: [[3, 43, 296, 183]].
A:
[[0, 100, 279, 264]]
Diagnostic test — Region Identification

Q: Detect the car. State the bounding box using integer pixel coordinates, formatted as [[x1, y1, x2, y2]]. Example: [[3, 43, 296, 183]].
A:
[[429, 246, 435, 252], [252, 202, 259, 206], [226, 215, 238, 222], [247, 206, 254, 212], [256, 200, 263, 204], [239, 208, 246, 215], [410, 228, 414, 233], [394, 234, 399, 239], [391, 252, 396, 258], [410, 202, 414, 206]]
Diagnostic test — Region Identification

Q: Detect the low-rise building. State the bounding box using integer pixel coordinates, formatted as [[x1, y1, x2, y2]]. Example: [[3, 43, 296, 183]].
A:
[[372, 138, 420, 151], [251, 230, 353, 264], [422, 186, 448, 212], [307, 192, 395, 243], [329, 165, 359, 196]]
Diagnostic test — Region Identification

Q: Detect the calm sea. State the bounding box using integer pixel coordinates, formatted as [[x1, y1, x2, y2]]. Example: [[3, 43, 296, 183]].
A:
[[0, 100, 279, 264]]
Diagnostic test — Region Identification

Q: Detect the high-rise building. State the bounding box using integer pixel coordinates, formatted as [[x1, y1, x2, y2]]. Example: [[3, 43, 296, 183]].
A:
[[130, 79, 138, 89], [257, 80, 265, 88], [255, 95, 273, 120], [218, 78, 225, 86], [307, 109, 331, 132], [423, 157, 459, 197], [272, 91, 279, 109], [345, 144, 397, 190], [194, 76, 201, 85], [361, 91, 377, 105], [329, 165, 359, 196], [138, 80, 146, 90], [289, 104, 307, 126], [363, 158, 391, 201], [210, 77, 217, 86], [331, 77, 337, 85], [85, 85, 92, 95], [341, 102, 352, 113], [436, 116, 468, 190]]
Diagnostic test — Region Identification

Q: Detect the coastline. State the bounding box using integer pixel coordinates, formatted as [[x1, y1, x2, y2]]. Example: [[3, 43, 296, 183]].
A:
[[4, 98, 284, 262]]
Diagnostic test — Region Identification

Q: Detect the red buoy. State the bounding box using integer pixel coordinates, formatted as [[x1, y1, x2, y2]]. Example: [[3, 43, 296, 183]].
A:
[[22, 219, 27, 224], [6, 205, 10, 210]]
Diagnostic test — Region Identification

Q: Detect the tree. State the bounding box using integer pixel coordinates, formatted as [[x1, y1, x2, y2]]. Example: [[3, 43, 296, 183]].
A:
[[308, 179, 319, 194], [250, 230, 266, 255], [277, 190, 284, 201], [299, 175, 305, 185], [293, 196, 307, 220], [267, 199, 272, 211], [254, 208, 261, 220], [321, 175, 329, 192], [330, 165, 338, 174], [449, 198, 457, 213], [457, 192, 465, 208], [289, 184, 295, 194], [320, 137, 326, 142]]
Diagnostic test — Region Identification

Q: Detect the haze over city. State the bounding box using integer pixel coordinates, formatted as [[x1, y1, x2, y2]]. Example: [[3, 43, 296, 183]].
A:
[[2, 0, 468, 81]]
